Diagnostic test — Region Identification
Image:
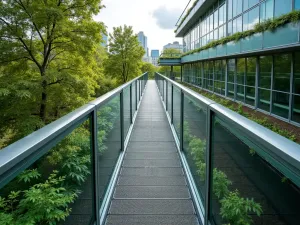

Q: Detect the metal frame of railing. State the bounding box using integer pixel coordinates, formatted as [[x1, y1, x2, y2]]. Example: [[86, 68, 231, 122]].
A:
[[155, 72, 300, 225], [0, 72, 148, 225]]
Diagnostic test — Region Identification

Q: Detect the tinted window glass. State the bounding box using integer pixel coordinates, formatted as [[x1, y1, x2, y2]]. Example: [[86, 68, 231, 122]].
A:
[[274, 0, 291, 17], [273, 54, 291, 92], [259, 56, 272, 89]]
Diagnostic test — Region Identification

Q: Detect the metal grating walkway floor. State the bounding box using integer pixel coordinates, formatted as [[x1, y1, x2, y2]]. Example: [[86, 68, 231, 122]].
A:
[[105, 81, 199, 225]]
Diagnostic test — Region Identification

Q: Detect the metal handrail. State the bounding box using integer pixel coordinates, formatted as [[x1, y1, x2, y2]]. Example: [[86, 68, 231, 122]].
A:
[[0, 72, 148, 188], [155, 72, 300, 183]]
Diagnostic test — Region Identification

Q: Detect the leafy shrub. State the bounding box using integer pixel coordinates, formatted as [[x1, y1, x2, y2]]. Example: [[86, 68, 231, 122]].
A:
[[213, 168, 232, 199], [18, 169, 41, 183], [220, 190, 263, 225]]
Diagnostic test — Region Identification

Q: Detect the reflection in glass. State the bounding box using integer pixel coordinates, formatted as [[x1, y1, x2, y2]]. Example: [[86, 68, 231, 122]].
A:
[[183, 95, 207, 209], [293, 52, 300, 94], [236, 85, 245, 102], [246, 57, 256, 86], [292, 94, 300, 123], [173, 87, 181, 140], [227, 83, 235, 99], [259, 56, 272, 89], [246, 86, 255, 106], [258, 88, 270, 111], [274, 0, 292, 17], [123, 86, 131, 137], [211, 116, 300, 225], [273, 54, 291, 92], [260, 0, 274, 21], [237, 58, 245, 85], [272, 91, 289, 119], [228, 59, 235, 83]]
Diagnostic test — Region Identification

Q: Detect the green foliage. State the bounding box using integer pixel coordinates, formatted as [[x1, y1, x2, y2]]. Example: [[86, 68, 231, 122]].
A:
[[105, 25, 145, 84], [0, 0, 106, 144], [159, 48, 182, 59], [18, 169, 41, 183], [249, 149, 256, 156], [220, 190, 263, 225], [213, 169, 232, 199], [141, 62, 157, 79], [180, 10, 300, 57], [17, 171, 77, 225]]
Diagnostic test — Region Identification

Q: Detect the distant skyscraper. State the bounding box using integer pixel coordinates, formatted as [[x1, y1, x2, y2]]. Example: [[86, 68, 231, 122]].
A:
[[138, 31, 149, 61], [163, 41, 183, 52], [151, 50, 160, 66], [101, 34, 108, 48]]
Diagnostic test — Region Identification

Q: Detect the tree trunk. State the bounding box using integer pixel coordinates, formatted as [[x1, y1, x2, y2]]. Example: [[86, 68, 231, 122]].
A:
[[39, 77, 47, 122]]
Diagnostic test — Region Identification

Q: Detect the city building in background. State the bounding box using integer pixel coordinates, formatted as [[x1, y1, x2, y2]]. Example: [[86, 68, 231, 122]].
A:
[[101, 34, 108, 48], [138, 31, 150, 62], [151, 50, 160, 66], [163, 41, 183, 52]]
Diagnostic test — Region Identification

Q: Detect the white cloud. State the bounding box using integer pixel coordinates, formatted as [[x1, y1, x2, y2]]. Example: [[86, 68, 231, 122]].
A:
[[94, 0, 188, 52]]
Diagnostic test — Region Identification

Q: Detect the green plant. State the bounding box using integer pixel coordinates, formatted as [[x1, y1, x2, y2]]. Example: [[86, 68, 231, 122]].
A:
[[249, 149, 256, 156], [213, 168, 232, 199], [62, 154, 91, 186], [281, 177, 288, 183], [17, 171, 77, 225], [18, 169, 41, 183], [220, 190, 263, 225]]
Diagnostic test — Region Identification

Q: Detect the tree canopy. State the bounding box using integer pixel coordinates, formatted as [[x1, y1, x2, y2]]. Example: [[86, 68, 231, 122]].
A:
[[0, 0, 106, 144], [104, 25, 145, 84]]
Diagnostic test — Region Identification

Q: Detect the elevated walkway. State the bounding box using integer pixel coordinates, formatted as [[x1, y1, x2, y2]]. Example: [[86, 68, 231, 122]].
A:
[[105, 81, 199, 225]]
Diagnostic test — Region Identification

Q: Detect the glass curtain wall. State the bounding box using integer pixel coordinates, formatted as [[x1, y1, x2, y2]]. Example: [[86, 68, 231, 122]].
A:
[[183, 0, 297, 53], [181, 52, 299, 124]]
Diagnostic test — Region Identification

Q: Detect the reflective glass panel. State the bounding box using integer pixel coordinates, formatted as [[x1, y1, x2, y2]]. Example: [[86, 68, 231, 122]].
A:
[[246, 86, 255, 106], [211, 115, 300, 225], [227, 83, 235, 99], [123, 86, 131, 137], [228, 59, 235, 83], [259, 56, 272, 89], [293, 52, 300, 94], [273, 54, 291, 92], [274, 0, 292, 17], [173, 86, 181, 140], [183, 94, 207, 209], [237, 84, 245, 102], [272, 91, 290, 119], [292, 94, 300, 123], [246, 57, 256, 86], [237, 58, 245, 85], [258, 88, 270, 111]]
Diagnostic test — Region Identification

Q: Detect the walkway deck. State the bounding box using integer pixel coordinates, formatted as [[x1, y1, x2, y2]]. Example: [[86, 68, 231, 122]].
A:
[[105, 81, 199, 225]]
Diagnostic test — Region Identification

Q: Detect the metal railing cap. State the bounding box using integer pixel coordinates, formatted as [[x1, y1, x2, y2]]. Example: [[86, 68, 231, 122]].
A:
[[156, 72, 214, 106], [0, 104, 94, 176], [209, 103, 300, 170], [89, 73, 147, 107]]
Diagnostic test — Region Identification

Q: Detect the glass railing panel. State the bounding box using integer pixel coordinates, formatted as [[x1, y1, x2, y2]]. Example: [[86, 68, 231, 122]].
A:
[[123, 86, 131, 137], [0, 119, 94, 225], [97, 95, 121, 210], [210, 115, 300, 225], [183, 93, 207, 210], [173, 86, 181, 139], [132, 82, 136, 117], [168, 81, 172, 117], [164, 79, 167, 103]]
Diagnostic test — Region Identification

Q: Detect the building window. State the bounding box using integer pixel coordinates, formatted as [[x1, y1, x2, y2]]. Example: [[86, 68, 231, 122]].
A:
[[214, 9, 218, 29], [296, 0, 300, 9], [228, 20, 233, 36], [260, 0, 274, 22], [233, 16, 242, 34], [227, 59, 235, 99], [274, 0, 292, 17], [228, 0, 233, 20], [243, 0, 259, 11], [233, 0, 243, 18], [219, 3, 226, 25], [246, 57, 256, 106], [219, 25, 225, 39], [236, 58, 246, 102], [272, 53, 291, 119], [243, 6, 259, 31], [258, 56, 272, 111], [214, 60, 226, 95]]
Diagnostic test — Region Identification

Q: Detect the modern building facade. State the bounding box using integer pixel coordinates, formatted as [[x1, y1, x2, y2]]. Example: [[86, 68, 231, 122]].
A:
[[163, 41, 183, 52], [151, 49, 160, 66], [171, 0, 300, 126]]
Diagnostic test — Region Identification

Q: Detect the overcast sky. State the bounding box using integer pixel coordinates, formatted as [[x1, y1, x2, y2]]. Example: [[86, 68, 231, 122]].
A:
[[94, 0, 189, 53]]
